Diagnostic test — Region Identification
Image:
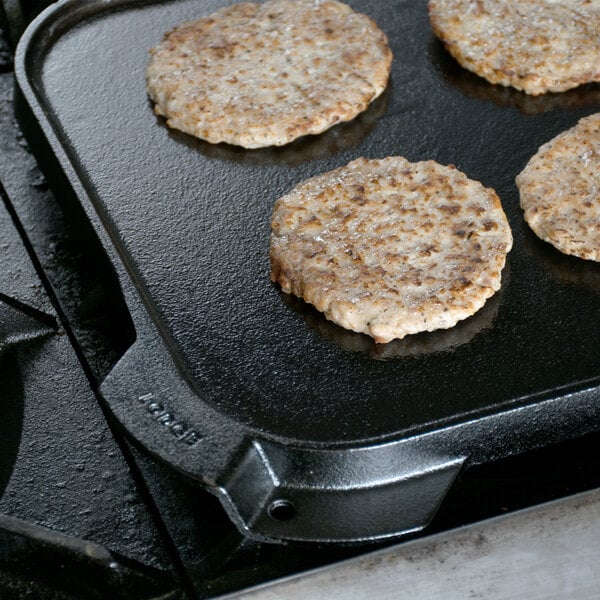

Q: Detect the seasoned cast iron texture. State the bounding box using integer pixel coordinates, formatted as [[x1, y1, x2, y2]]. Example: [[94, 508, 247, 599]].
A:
[[0, 514, 181, 599], [0, 198, 174, 574], [14, 0, 600, 542]]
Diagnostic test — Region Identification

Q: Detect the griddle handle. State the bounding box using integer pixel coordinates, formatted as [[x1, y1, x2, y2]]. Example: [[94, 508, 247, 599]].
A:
[[100, 331, 464, 543], [219, 439, 465, 543]]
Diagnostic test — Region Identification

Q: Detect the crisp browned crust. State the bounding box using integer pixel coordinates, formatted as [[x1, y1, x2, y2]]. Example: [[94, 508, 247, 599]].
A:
[[517, 113, 600, 261], [428, 0, 600, 96], [270, 157, 513, 343], [146, 0, 392, 148]]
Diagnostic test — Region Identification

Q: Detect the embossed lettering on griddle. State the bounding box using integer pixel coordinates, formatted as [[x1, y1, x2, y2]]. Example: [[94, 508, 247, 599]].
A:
[[138, 393, 202, 447]]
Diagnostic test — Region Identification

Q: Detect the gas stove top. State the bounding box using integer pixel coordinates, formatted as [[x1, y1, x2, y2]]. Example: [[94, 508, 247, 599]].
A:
[[2, 1, 600, 598]]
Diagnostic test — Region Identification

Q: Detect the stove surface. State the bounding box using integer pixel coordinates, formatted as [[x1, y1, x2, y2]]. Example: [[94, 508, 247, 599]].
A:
[[2, 1, 600, 598]]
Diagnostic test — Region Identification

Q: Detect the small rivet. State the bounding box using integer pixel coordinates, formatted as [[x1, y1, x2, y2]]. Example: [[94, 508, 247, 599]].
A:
[[267, 499, 296, 521]]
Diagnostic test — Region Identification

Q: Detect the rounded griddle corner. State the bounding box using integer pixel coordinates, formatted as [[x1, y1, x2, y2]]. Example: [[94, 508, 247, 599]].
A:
[[99, 312, 468, 542]]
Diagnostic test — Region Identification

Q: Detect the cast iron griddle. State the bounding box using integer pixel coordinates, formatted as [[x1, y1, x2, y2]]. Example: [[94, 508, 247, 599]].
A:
[[15, 0, 600, 542]]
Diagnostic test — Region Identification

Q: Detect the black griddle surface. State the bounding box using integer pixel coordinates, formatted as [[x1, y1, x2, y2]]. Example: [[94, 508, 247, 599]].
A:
[[20, 0, 600, 447]]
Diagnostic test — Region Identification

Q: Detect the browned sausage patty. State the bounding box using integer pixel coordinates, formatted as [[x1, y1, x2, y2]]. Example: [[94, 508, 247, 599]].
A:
[[270, 157, 513, 343], [517, 113, 600, 261], [429, 0, 600, 95], [146, 0, 392, 148]]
